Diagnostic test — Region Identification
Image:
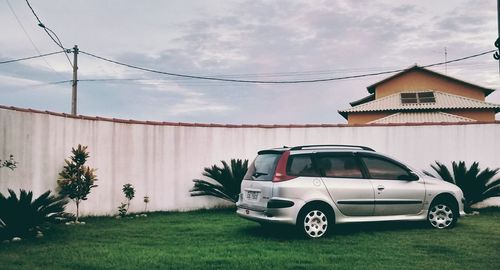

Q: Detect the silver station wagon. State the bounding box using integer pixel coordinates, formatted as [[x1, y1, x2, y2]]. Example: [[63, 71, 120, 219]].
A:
[[236, 145, 466, 238]]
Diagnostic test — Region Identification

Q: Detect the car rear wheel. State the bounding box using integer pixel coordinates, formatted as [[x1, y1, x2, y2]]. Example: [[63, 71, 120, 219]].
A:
[[297, 206, 332, 238], [427, 201, 458, 229]]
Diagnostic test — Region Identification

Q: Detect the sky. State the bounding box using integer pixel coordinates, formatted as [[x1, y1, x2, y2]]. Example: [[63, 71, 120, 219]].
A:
[[0, 0, 498, 124]]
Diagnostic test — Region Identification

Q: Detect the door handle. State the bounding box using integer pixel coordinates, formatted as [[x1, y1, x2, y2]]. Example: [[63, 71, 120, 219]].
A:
[[377, 185, 385, 191]]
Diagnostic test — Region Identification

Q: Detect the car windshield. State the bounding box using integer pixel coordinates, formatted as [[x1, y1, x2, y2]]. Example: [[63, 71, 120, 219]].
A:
[[244, 153, 281, 181]]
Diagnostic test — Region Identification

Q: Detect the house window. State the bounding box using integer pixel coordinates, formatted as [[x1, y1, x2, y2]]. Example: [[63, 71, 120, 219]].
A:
[[401, 93, 418, 104], [400, 92, 435, 104], [417, 92, 436, 103]]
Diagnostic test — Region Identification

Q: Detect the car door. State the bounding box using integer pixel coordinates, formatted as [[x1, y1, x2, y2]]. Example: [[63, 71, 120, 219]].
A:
[[359, 154, 425, 216], [316, 153, 374, 216]]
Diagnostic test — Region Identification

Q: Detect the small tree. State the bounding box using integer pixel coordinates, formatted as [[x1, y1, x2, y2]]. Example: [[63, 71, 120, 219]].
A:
[[57, 145, 98, 222], [122, 183, 135, 212]]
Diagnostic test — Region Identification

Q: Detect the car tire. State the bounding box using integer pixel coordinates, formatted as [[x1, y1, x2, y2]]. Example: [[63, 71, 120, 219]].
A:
[[297, 205, 333, 239], [427, 200, 458, 229]]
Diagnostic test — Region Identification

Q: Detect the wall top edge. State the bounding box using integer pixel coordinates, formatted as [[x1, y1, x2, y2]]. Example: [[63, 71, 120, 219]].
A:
[[1, 104, 499, 129]]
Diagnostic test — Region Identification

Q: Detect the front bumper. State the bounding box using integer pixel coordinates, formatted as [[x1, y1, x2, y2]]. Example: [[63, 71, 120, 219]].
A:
[[460, 198, 466, 217]]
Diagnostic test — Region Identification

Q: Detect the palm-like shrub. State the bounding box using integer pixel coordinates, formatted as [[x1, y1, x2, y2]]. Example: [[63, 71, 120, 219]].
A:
[[0, 189, 68, 240], [190, 159, 249, 203], [425, 161, 500, 211]]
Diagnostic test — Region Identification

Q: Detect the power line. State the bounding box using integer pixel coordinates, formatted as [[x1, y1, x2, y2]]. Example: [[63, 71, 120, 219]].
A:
[[50, 60, 498, 87], [45, 80, 72, 85], [72, 59, 497, 83], [24, 0, 62, 49], [80, 49, 496, 84], [25, 0, 73, 68], [0, 51, 64, 64], [81, 61, 495, 81], [424, 50, 496, 68], [1, 49, 495, 87]]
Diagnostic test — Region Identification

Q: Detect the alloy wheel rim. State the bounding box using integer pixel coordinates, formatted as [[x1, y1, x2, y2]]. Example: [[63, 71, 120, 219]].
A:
[[304, 210, 328, 238], [428, 204, 454, 229]]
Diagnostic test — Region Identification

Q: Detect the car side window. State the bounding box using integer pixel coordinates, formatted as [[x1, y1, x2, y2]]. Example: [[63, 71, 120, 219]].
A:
[[287, 154, 319, 177], [361, 156, 411, 180], [316, 155, 363, 179]]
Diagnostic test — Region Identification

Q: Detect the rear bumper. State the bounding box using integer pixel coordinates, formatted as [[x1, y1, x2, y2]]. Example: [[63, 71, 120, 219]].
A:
[[236, 207, 295, 224], [236, 198, 304, 225]]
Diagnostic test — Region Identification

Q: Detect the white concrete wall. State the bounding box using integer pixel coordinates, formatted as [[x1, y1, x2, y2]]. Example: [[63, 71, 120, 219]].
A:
[[1, 107, 499, 216]]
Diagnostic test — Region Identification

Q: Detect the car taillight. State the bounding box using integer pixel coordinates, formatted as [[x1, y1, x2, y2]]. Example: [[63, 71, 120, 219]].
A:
[[273, 150, 297, 182]]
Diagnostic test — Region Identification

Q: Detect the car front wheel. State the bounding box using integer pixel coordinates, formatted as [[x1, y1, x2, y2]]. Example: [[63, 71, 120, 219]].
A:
[[427, 201, 458, 229]]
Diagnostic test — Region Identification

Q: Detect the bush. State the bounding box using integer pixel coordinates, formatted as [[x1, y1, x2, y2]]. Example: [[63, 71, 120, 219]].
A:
[[190, 159, 248, 203], [143, 196, 150, 212], [0, 189, 67, 240], [57, 145, 98, 222], [118, 184, 135, 217], [425, 161, 500, 212], [117, 202, 128, 217], [0, 154, 17, 170]]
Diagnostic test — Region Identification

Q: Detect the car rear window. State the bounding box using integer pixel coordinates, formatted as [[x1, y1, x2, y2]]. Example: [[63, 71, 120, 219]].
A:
[[244, 153, 281, 181]]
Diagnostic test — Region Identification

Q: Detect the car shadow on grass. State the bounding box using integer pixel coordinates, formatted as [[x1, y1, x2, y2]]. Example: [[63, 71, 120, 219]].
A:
[[238, 220, 434, 240]]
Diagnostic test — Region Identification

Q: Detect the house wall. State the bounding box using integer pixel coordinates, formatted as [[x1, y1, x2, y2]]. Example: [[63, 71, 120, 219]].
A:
[[1, 107, 499, 216], [375, 70, 486, 100], [347, 112, 393, 125]]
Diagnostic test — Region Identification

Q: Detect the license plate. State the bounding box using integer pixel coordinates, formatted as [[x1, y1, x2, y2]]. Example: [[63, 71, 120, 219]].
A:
[[246, 191, 260, 201]]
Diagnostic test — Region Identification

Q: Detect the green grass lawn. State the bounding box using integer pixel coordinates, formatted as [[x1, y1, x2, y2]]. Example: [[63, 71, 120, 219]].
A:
[[1, 209, 499, 270]]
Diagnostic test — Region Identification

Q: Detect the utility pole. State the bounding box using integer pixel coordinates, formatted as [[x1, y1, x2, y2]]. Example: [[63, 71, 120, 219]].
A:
[[71, 45, 79, 115], [497, 0, 500, 76]]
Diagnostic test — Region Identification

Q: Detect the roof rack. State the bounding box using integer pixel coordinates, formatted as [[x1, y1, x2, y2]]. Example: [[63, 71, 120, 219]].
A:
[[289, 144, 375, 152]]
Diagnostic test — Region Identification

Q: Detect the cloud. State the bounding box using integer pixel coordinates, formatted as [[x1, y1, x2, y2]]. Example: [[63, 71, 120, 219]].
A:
[[0, 74, 45, 87], [136, 79, 203, 97], [0, 0, 498, 124], [167, 97, 234, 116]]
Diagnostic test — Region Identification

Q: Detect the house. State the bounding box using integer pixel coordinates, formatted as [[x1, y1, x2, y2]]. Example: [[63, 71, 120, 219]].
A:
[[338, 66, 500, 125]]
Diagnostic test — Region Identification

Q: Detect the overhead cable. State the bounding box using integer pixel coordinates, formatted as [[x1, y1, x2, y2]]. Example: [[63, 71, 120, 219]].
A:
[[0, 51, 64, 64], [25, 0, 73, 68], [80, 49, 496, 84]]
